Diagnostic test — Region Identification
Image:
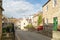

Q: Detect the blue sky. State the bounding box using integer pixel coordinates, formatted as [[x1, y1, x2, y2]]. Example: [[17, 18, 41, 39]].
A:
[[3, 0, 48, 18]]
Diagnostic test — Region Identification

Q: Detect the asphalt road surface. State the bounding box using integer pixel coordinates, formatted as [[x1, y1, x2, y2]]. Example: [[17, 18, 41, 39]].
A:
[[15, 30, 51, 40]]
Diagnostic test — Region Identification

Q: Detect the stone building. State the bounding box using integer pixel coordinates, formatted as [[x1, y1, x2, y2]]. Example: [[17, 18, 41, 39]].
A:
[[42, 0, 60, 30], [0, 0, 4, 39]]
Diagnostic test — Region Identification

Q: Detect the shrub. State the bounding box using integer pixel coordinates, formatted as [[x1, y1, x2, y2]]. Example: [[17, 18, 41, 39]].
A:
[[25, 23, 35, 30]]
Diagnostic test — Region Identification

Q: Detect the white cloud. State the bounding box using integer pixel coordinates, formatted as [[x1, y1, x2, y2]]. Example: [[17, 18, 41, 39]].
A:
[[3, 0, 42, 18]]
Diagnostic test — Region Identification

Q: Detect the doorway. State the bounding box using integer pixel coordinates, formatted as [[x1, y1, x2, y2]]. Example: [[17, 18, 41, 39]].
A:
[[53, 17, 58, 31]]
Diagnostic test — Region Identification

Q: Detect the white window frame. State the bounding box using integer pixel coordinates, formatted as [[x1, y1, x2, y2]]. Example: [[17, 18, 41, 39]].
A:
[[45, 5, 48, 11], [53, 0, 57, 7], [46, 5, 48, 11]]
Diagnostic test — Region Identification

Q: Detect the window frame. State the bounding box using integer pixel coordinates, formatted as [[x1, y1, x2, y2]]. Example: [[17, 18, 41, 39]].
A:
[[53, 0, 57, 7]]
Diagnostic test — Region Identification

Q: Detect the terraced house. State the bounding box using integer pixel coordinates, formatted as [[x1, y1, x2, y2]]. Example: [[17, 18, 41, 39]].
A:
[[42, 0, 60, 30]]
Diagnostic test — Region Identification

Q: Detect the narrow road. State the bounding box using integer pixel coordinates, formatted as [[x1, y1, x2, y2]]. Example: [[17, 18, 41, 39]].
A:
[[15, 30, 51, 40]]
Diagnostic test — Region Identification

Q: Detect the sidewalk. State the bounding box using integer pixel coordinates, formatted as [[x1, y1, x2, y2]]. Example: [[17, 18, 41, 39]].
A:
[[51, 31, 60, 40], [31, 30, 60, 40], [31, 30, 52, 38]]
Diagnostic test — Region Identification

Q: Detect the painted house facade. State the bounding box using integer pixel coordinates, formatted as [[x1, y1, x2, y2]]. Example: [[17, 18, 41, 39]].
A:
[[15, 18, 29, 30], [43, 0, 60, 30], [20, 18, 29, 30]]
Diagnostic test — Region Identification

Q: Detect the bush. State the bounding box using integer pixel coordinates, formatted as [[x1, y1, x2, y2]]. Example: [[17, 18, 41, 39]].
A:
[[2, 28, 6, 33], [7, 24, 13, 29], [25, 24, 35, 31]]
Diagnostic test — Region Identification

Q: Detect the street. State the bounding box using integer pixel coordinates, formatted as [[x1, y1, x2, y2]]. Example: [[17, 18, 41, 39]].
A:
[[15, 30, 51, 40]]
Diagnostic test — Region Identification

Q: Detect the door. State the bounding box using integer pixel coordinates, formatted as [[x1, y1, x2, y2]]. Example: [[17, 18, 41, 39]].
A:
[[53, 17, 58, 31]]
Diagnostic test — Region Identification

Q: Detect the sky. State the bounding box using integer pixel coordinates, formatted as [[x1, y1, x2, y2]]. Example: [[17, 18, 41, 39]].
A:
[[3, 0, 48, 18]]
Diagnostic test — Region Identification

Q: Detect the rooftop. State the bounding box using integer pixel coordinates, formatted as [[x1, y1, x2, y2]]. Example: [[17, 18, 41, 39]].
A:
[[42, 0, 50, 7]]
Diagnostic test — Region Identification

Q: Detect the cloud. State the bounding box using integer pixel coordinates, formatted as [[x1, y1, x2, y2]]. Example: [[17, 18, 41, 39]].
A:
[[3, 0, 42, 18]]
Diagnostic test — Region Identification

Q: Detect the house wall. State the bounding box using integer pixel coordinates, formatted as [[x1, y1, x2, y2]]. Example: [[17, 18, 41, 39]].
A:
[[20, 18, 29, 30], [32, 15, 38, 28], [32, 13, 43, 29], [43, 0, 60, 25], [16, 21, 21, 28]]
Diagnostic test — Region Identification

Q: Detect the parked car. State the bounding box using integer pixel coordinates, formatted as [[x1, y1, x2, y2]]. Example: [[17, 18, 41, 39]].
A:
[[37, 26, 43, 31]]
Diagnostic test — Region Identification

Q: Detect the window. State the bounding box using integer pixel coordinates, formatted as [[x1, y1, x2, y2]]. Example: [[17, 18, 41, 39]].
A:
[[46, 5, 48, 11], [53, 0, 57, 7], [45, 18, 48, 25], [24, 23, 25, 25]]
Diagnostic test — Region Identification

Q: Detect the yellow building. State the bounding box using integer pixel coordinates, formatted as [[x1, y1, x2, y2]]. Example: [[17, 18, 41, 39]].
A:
[[42, 0, 60, 30]]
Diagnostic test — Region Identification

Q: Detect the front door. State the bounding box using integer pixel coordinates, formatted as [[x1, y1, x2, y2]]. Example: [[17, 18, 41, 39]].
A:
[[53, 17, 58, 31]]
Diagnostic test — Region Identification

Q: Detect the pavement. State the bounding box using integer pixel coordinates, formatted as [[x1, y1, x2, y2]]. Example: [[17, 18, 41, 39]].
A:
[[33, 30, 52, 38], [51, 31, 60, 40], [15, 30, 51, 40]]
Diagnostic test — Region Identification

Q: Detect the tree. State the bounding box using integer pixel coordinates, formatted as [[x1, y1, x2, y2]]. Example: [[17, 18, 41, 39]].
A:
[[25, 23, 33, 28], [6, 24, 13, 32], [7, 24, 12, 29], [24, 23, 35, 31], [38, 15, 42, 25]]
